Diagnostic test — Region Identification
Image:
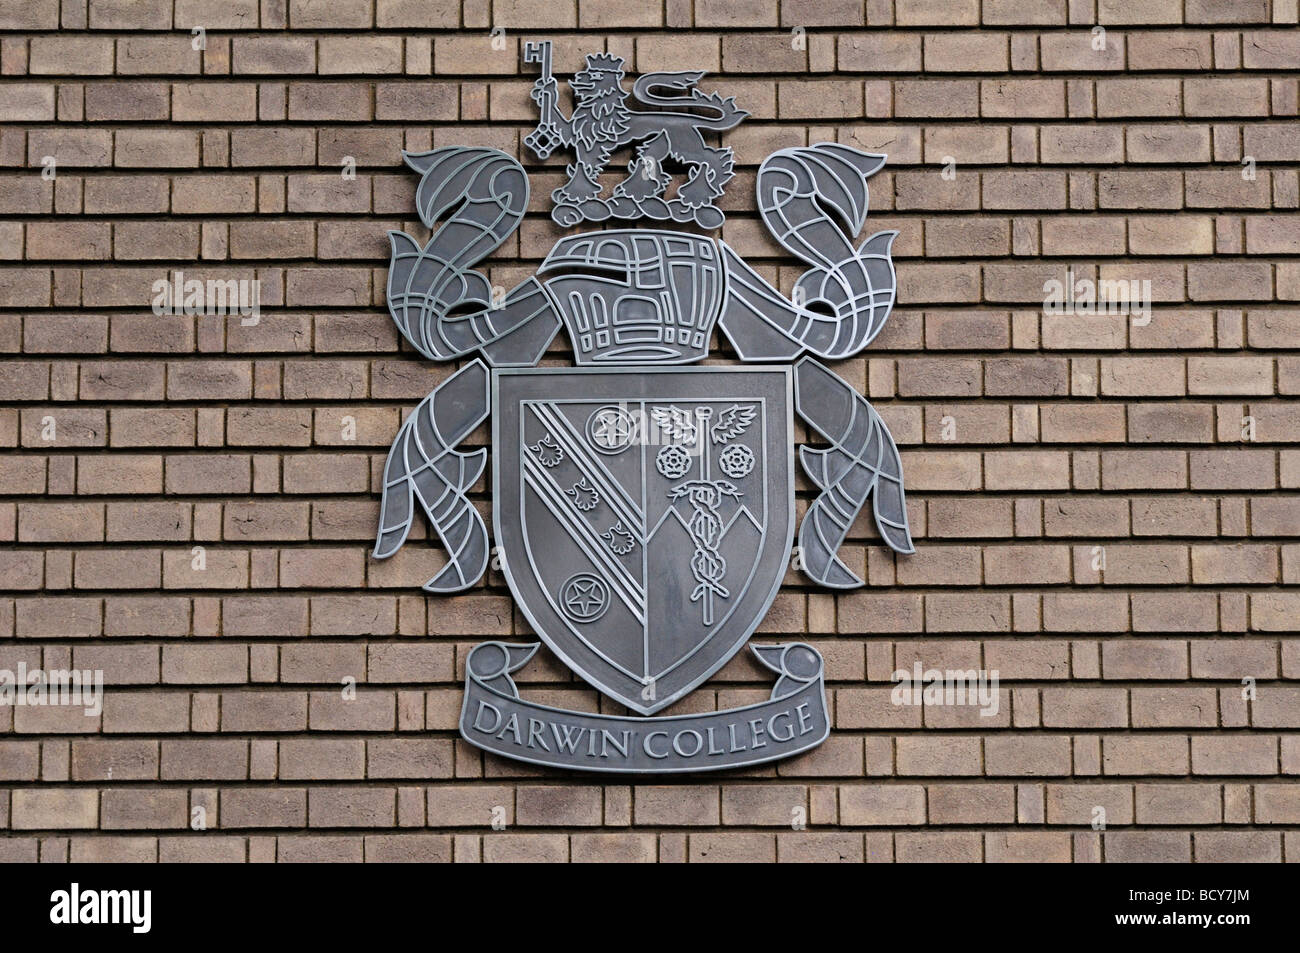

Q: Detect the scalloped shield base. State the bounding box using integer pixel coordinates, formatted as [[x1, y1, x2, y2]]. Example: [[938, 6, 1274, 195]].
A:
[[491, 365, 793, 716]]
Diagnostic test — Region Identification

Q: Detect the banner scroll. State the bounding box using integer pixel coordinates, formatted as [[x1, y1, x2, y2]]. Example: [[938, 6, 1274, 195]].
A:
[[459, 641, 829, 774]]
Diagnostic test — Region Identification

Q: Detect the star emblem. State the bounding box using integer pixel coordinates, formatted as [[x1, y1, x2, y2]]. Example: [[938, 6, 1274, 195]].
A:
[[559, 573, 609, 623], [587, 406, 637, 454]]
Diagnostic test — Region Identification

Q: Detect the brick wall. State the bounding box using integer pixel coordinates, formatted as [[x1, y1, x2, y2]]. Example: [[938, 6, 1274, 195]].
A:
[[1, 0, 1298, 864]]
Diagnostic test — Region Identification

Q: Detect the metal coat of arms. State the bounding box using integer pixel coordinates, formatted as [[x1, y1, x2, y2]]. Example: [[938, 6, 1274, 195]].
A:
[[375, 41, 913, 773], [523, 42, 746, 228]]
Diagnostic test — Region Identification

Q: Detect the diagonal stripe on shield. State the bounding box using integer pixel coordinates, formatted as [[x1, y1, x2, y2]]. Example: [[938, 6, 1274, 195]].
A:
[[493, 365, 793, 715]]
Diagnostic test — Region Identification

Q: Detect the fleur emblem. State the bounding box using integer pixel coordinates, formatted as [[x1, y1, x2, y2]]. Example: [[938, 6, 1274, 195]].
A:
[[529, 433, 564, 467]]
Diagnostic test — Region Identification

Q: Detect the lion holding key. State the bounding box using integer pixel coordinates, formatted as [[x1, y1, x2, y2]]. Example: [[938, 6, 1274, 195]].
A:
[[528, 50, 749, 228]]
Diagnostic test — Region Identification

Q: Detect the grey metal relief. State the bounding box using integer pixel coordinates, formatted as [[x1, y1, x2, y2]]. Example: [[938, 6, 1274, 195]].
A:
[[387, 147, 560, 367], [538, 230, 725, 364], [461, 639, 828, 773], [525, 41, 747, 228], [794, 356, 913, 589], [492, 366, 792, 716], [374, 359, 492, 593], [374, 42, 912, 773], [718, 145, 898, 360]]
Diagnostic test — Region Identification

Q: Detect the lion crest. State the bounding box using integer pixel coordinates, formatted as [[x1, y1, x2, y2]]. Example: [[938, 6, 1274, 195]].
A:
[[525, 43, 748, 228]]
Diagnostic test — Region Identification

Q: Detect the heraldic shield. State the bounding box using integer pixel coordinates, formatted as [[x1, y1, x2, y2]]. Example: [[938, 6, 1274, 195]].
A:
[[494, 366, 793, 716], [374, 40, 915, 772]]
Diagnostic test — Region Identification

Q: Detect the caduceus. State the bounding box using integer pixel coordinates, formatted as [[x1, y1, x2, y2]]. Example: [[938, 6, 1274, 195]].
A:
[[667, 407, 742, 626]]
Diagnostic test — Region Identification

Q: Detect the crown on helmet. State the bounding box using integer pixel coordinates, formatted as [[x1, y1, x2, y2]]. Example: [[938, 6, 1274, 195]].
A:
[[582, 52, 625, 73]]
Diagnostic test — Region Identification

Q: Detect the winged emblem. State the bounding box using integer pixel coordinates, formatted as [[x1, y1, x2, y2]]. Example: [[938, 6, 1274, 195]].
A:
[[710, 404, 757, 444], [651, 405, 698, 443]]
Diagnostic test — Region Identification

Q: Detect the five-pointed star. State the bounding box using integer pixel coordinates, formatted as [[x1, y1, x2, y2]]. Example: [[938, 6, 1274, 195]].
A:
[[593, 412, 631, 445], [566, 580, 603, 614]]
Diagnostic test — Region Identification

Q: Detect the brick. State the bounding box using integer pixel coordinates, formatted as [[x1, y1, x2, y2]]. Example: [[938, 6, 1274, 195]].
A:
[[11, 789, 98, 829], [925, 34, 1008, 73], [982, 80, 1066, 118], [1256, 785, 1300, 823], [896, 0, 978, 25], [1194, 831, 1281, 863], [0, 3, 1289, 866], [1131, 592, 1218, 632], [928, 784, 1015, 823], [78, 455, 164, 495], [309, 786, 395, 827], [221, 691, 306, 732], [482, 834, 570, 863], [1105, 831, 1191, 862], [985, 452, 1071, 490], [222, 788, 307, 828], [276, 836, 363, 862], [634, 786, 719, 826], [895, 81, 978, 119], [689, 832, 775, 862], [985, 736, 1072, 776], [363, 833, 452, 863], [516, 786, 603, 827], [1192, 735, 1277, 775], [1043, 688, 1128, 728], [367, 738, 452, 779], [101, 788, 187, 829], [895, 832, 982, 862], [161, 739, 248, 781], [897, 737, 981, 775], [839, 35, 920, 73], [427, 785, 514, 827], [308, 690, 395, 731], [71, 739, 160, 782], [30, 37, 114, 75], [160, 836, 248, 863], [1103, 736, 1189, 776], [0, 741, 41, 781], [986, 831, 1072, 862]]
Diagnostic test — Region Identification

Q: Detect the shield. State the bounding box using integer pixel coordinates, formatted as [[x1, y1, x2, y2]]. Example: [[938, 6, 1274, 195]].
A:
[[494, 366, 793, 714]]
